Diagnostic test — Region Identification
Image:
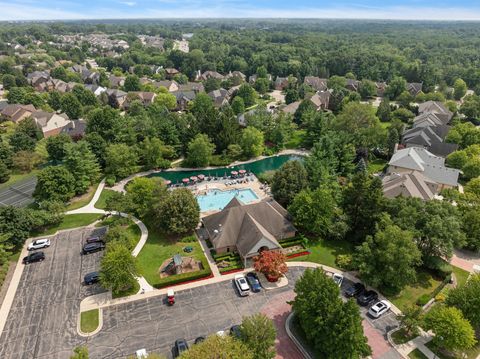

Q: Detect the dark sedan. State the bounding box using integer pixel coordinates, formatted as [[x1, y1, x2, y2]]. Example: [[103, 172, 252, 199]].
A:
[[246, 272, 261, 292], [82, 242, 105, 255], [23, 251, 45, 264], [84, 271, 100, 285], [344, 282, 365, 298], [357, 290, 378, 306], [174, 339, 189, 357]]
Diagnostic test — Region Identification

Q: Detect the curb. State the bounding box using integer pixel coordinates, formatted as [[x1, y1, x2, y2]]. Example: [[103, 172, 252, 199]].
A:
[[77, 308, 103, 337], [285, 312, 312, 359]]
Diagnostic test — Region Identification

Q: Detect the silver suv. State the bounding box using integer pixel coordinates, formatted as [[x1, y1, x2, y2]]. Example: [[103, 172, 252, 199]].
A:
[[27, 239, 50, 251]]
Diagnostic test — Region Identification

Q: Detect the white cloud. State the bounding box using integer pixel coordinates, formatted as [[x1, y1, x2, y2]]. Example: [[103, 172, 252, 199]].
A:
[[120, 1, 136, 6]]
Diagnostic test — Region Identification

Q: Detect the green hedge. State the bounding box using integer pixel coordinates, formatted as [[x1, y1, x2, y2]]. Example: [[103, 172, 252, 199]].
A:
[[219, 264, 243, 273], [416, 274, 452, 306], [416, 294, 431, 306], [153, 268, 212, 289], [280, 239, 305, 248], [213, 253, 241, 262]]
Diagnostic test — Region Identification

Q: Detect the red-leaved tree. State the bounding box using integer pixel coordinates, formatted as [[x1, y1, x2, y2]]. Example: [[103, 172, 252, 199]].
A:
[[254, 250, 288, 282]]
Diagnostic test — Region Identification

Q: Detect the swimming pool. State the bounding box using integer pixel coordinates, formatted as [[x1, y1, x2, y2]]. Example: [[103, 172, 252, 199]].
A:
[[197, 188, 259, 212]]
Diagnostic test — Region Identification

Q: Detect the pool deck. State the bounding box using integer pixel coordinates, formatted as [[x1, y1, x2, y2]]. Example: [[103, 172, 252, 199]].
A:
[[192, 176, 270, 218]]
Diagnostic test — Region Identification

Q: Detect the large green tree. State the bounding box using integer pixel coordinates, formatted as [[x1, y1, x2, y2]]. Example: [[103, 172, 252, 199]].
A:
[[64, 141, 101, 194], [186, 134, 215, 167], [46, 133, 72, 163], [33, 166, 76, 203], [423, 306, 476, 353], [100, 242, 139, 295], [178, 335, 253, 359], [446, 274, 480, 330], [356, 215, 421, 294], [453, 78, 467, 100], [240, 127, 264, 158], [153, 188, 200, 235], [291, 268, 371, 359], [104, 143, 139, 181], [271, 160, 308, 206], [240, 314, 276, 359], [60, 93, 83, 120]]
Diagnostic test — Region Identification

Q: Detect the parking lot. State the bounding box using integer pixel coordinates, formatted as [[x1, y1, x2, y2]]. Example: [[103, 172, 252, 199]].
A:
[[0, 235, 400, 359], [0, 227, 107, 359]]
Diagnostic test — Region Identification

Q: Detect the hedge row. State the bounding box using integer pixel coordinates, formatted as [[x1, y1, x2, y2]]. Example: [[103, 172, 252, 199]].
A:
[[280, 239, 306, 249], [213, 253, 241, 262], [154, 269, 213, 289], [220, 264, 244, 274]]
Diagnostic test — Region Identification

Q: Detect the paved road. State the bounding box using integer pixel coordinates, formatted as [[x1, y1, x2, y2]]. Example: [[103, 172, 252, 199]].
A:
[[0, 176, 37, 207], [0, 227, 107, 359]]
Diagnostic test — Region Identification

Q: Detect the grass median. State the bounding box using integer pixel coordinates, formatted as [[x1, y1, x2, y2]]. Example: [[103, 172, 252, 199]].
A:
[[31, 214, 104, 237], [80, 309, 99, 334]]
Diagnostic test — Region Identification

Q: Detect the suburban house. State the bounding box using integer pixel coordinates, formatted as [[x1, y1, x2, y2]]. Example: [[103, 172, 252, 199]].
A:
[[226, 71, 246, 82], [303, 76, 328, 92], [387, 146, 461, 190], [31, 111, 72, 138], [172, 90, 196, 111], [109, 75, 125, 88], [249, 73, 272, 84], [85, 84, 107, 96], [308, 91, 330, 110], [199, 70, 225, 81], [208, 88, 229, 107], [417, 101, 453, 124], [105, 89, 128, 108], [154, 80, 179, 92], [382, 171, 439, 201], [61, 119, 87, 139], [201, 198, 296, 265], [126, 91, 157, 107], [27, 70, 51, 88], [164, 68, 180, 79], [274, 77, 289, 90], [407, 82, 423, 96], [179, 82, 205, 94], [346, 79, 360, 92], [51, 79, 76, 93], [402, 125, 458, 157], [0, 104, 36, 123], [376, 82, 387, 97], [282, 101, 300, 114]]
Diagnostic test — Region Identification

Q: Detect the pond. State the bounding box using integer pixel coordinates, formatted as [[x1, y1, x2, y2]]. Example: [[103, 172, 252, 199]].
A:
[[148, 154, 304, 184]]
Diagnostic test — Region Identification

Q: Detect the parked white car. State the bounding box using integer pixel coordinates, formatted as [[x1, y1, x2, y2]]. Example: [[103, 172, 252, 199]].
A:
[[234, 274, 251, 296], [27, 239, 50, 251], [368, 300, 391, 318], [332, 273, 344, 287]]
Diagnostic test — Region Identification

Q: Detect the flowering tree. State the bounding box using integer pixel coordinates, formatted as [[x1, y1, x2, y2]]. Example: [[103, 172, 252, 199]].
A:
[[254, 250, 288, 282]]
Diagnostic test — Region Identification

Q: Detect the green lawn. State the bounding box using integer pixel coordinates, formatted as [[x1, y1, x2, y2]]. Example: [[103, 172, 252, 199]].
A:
[[94, 189, 117, 210], [112, 280, 140, 299], [285, 129, 306, 149], [452, 265, 470, 287], [0, 170, 38, 191], [136, 222, 210, 288], [368, 158, 388, 174], [66, 183, 100, 211], [80, 309, 99, 333], [387, 270, 443, 312], [391, 328, 418, 345], [408, 349, 428, 359], [35, 138, 48, 158], [288, 238, 355, 269], [31, 214, 103, 236], [426, 341, 480, 359]]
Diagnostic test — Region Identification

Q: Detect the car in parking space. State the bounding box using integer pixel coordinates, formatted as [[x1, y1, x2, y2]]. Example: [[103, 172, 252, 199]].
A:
[[332, 273, 344, 287], [84, 271, 100, 285], [174, 339, 189, 357], [230, 325, 242, 338], [368, 300, 391, 318], [27, 238, 50, 251], [82, 242, 105, 255], [234, 274, 251, 296], [344, 282, 365, 298], [194, 336, 205, 344], [246, 272, 261, 292], [357, 290, 378, 306], [86, 236, 104, 244], [23, 251, 45, 264]]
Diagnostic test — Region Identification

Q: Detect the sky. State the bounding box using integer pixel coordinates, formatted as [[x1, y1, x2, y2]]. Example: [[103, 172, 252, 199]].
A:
[[1, 0, 480, 21]]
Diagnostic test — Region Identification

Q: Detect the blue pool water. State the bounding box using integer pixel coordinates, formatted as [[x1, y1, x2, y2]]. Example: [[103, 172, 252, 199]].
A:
[[197, 189, 259, 212]]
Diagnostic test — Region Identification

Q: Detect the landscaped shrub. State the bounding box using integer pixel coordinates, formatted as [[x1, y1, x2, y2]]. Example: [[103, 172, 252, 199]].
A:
[[424, 257, 453, 279], [105, 176, 116, 187], [153, 269, 212, 289], [279, 239, 305, 248], [417, 294, 431, 306], [257, 170, 276, 184], [209, 155, 231, 166], [335, 254, 355, 270], [180, 235, 197, 243]]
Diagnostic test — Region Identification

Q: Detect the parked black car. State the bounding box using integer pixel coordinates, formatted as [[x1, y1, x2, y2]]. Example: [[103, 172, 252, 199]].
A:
[[357, 290, 378, 306], [174, 339, 189, 357], [84, 271, 100, 285], [23, 251, 45, 264], [344, 282, 365, 298], [82, 242, 105, 255], [86, 236, 105, 244], [194, 336, 205, 344], [246, 272, 261, 292], [230, 325, 242, 338]]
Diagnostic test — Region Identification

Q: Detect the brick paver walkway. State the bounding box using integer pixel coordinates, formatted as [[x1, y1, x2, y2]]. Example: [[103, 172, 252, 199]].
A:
[[261, 291, 303, 359], [362, 320, 392, 358]]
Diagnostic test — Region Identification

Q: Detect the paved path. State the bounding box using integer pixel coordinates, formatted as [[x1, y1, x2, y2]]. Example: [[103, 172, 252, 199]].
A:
[[66, 178, 106, 215], [451, 248, 480, 273], [395, 330, 435, 359]]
